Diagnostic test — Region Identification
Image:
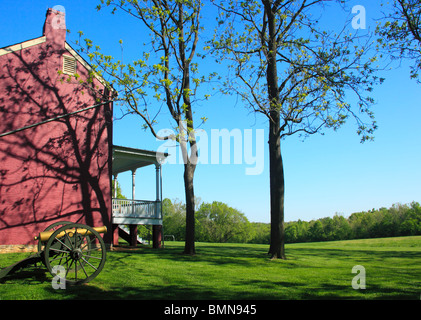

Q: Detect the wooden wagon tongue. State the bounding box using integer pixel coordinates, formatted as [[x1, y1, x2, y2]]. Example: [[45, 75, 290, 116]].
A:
[[34, 226, 107, 242], [0, 254, 43, 281]]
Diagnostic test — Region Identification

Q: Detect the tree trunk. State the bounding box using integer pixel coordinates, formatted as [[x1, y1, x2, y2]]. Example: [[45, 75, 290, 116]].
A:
[[183, 161, 196, 255], [265, 1, 286, 259], [268, 111, 286, 259], [177, 0, 198, 255], [180, 67, 197, 255]]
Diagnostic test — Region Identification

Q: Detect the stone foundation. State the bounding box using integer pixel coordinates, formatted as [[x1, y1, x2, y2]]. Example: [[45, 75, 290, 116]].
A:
[[0, 245, 38, 253]]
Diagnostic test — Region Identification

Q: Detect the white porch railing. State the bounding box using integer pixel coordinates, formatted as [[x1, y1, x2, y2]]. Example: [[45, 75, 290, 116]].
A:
[[112, 199, 162, 224]]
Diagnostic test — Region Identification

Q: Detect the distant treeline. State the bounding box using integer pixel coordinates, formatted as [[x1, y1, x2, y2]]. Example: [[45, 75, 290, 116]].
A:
[[150, 199, 421, 244], [253, 201, 421, 244]]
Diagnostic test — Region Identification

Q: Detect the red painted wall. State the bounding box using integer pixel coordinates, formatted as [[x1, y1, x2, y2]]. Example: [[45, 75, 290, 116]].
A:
[[0, 9, 112, 245]]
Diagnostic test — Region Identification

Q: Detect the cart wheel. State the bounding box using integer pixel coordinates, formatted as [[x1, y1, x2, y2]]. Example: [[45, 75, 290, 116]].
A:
[[37, 221, 73, 253], [44, 223, 106, 285]]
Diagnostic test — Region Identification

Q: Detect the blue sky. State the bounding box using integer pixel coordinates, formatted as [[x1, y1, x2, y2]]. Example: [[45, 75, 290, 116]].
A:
[[0, 0, 420, 223]]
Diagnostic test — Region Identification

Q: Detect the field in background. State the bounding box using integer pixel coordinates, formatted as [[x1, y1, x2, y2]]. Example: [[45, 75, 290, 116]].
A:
[[0, 236, 420, 300]]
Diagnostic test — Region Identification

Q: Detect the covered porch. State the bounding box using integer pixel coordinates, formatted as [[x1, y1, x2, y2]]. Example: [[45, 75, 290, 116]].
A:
[[112, 145, 168, 248]]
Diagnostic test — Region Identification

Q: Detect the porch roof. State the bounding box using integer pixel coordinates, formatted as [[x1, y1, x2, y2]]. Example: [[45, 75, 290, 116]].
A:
[[112, 145, 168, 175]]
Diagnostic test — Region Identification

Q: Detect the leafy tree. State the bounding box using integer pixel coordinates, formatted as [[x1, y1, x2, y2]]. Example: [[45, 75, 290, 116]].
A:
[[80, 0, 212, 254], [376, 0, 421, 82], [309, 220, 325, 242], [331, 214, 352, 240], [285, 223, 298, 242], [320, 217, 334, 240], [137, 225, 153, 241], [210, 0, 383, 258], [400, 202, 421, 235], [295, 219, 310, 242], [248, 222, 271, 244], [196, 201, 251, 243], [162, 198, 186, 241], [112, 179, 127, 199], [349, 211, 364, 238]]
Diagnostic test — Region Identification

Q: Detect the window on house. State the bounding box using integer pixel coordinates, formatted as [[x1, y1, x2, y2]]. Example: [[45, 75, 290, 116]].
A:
[[63, 55, 77, 75]]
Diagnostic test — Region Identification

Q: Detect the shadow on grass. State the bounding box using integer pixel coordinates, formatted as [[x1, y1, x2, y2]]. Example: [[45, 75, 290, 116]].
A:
[[0, 265, 49, 285], [42, 276, 419, 300], [44, 283, 232, 300], [1, 242, 420, 300], [112, 244, 271, 267], [37, 245, 280, 300], [39, 244, 420, 300]]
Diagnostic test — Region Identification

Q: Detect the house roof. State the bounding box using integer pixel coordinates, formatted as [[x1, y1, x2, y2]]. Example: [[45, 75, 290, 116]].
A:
[[0, 36, 47, 56], [112, 145, 169, 175]]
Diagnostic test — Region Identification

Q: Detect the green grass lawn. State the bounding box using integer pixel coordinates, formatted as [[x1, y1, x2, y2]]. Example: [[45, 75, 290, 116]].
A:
[[0, 236, 420, 300]]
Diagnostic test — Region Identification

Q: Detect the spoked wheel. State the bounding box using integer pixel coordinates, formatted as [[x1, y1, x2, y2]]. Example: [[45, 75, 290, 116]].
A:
[[37, 221, 73, 253], [44, 223, 106, 285]]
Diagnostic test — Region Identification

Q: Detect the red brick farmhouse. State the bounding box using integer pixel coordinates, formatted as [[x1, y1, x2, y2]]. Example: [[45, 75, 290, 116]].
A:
[[0, 8, 166, 250]]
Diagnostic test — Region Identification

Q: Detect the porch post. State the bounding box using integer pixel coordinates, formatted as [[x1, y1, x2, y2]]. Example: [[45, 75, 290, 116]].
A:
[[131, 169, 137, 246], [113, 174, 118, 198], [112, 224, 119, 246], [160, 164, 163, 219], [129, 224, 138, 247], [155, 164, 160, 220], [154, 164, 162, 249], [160, 165, 164, 248], [155, 164, 160, 201], [112, 174, 119, 246], [132, 169, 136, 215], [153, 225, 162, 249], [132, 170, 136, 202]]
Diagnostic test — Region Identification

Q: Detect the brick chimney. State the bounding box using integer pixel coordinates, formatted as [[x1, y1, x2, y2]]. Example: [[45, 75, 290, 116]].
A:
[[43, 8, 66, 48]]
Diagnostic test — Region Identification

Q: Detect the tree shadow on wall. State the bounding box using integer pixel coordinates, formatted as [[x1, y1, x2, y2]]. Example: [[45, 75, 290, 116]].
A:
[[0, 43, 113, 243]]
